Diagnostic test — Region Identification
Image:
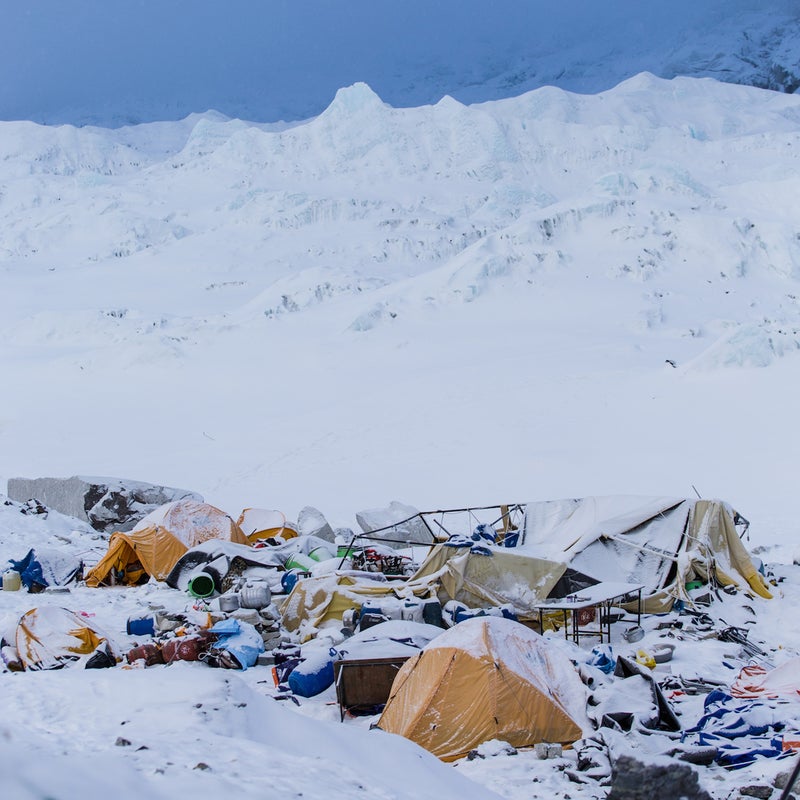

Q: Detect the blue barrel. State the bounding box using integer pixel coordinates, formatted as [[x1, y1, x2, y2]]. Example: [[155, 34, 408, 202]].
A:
[[126, 615, 155, 636], [288, 649, 337, 697]]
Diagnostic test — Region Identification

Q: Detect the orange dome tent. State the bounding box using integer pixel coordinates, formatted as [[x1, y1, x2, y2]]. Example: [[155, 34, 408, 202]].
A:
[[378, 616, 587, 761], [85, 499, 246, 586]]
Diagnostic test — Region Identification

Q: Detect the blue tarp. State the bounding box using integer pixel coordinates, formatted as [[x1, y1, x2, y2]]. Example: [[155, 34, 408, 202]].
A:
[[209, 618, 264, 670], [7, 548, 82, 590], [683, 689, 799, 768]]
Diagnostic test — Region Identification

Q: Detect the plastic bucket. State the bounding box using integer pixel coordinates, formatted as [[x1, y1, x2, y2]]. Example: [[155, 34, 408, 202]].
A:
[[308, 546, 334, 562], [219, 594, 240, 612], [188, 573, 216, 598], [336, 544, 353, 558], [286, 553, 315, 572], [2, 571, 21, 592]]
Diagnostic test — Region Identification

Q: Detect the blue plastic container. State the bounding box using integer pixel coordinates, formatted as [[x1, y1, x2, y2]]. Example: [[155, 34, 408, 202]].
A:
[[503, 530, 520, 547], [126, 615, 155, 636], [288, 648, 338, 697]]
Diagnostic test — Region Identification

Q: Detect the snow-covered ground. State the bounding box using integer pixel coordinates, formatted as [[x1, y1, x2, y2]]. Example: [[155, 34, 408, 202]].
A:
[[1, 496, 800, 800]]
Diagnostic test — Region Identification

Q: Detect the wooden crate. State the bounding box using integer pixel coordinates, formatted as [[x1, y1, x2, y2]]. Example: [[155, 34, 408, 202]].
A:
[[334, 656, 410, 719]]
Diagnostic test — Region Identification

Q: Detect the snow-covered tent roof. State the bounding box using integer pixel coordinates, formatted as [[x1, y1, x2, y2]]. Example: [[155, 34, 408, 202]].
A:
[[515, 496, 771, 612], [378, 616, 589, 761]]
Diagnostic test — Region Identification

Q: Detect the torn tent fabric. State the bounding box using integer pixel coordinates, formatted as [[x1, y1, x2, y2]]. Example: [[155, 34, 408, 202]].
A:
[[731, 658, 800, 699], [407, 545, 568, 617], [683, 689, 800, 768], [280, 573, 437, 642], [13, 607, 120, 670], [7, 548, 82, 590], [515, 496, 771, 613]]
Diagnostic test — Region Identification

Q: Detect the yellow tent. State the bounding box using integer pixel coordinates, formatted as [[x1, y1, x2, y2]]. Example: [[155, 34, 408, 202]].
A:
[[85, 499, 246, 586], [378, 616, 586, 761], [14, 606, 121, 670], [236, 508, 297, 544]]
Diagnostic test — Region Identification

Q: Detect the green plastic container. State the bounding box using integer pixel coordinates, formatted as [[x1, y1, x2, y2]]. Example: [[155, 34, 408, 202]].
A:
[[286, 553, 315, 572], [309, 545, 334, 562], [188, 573, 216, 598]]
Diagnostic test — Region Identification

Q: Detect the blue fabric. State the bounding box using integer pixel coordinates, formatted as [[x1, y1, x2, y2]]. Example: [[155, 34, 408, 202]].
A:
[[7, 548, 81, 589], [209, 618, 264, 669], [683, 689, 799, 769], [588, 644, 616, 674]]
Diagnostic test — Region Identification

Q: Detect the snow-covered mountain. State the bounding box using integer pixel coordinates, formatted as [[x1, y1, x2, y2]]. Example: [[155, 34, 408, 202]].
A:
[[2, 73, 800, 545], [2, 0, 799, 126]]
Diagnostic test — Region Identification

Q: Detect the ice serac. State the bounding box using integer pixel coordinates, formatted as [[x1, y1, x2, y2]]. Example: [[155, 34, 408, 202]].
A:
[[6, 476, 202, 533]]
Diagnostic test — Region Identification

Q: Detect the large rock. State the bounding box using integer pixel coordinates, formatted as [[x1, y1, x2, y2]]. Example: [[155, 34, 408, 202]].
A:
[[6, 476, 202, 533], [607, 755, 713, 800], [355, 501, 433, 547], [296, 506, 336, 543]]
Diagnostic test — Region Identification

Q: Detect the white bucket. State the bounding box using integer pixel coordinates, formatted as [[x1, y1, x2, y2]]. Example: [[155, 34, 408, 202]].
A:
[[285, 552, 315, 571], [308, 545, 334, 562], [219, 594, 240, 612], [2, 571, 21, 591]]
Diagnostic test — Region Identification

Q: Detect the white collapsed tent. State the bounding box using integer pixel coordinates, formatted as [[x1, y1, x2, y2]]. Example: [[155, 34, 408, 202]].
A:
[[511, 495, 772, 612]]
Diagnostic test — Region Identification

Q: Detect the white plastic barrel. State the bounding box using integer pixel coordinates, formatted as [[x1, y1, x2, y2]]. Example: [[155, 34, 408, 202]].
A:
[[2, 571, 21, 591]]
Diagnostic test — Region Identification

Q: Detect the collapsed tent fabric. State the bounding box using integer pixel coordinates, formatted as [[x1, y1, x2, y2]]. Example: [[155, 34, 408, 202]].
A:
[[236, 508, 295, 543], [85, 499, 246, 586], [166, 534, 337, 592], [280, 573, 436, 642], [13, 606, 120, 670], [731, 658, 800, 699], [7, 547, 83, 590], [516, 496, 770, 612], [378, 616, 587, 761], [407, 545, 568, 617]]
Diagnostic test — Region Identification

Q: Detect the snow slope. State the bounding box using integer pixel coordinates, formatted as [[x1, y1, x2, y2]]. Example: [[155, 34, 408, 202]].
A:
[[2, 74, 800, 557], [2, 0, 799, 126]]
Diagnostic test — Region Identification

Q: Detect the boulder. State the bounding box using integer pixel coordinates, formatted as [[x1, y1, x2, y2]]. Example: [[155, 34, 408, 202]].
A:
[[607, 755, 713, 800], [297, 506, 336, 543], [6, 476, 202, 533]]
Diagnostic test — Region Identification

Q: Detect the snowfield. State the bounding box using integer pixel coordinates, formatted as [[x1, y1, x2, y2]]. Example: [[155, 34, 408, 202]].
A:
[[2, 74, 800, 547]]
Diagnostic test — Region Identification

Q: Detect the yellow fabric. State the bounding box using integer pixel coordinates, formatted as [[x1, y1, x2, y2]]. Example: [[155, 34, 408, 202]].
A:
[[407, 545, 567, 615], [692, 500, 772, 599], [85, 527, 189, 585], [280, 573, 436, 641], [66, 626, 103, 655], [86, 501, 247, 586], [236, 508, 288, 543], [378, 618, 584, 761], [617, 499, 772, 613], [15, 607, 119, 670]]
